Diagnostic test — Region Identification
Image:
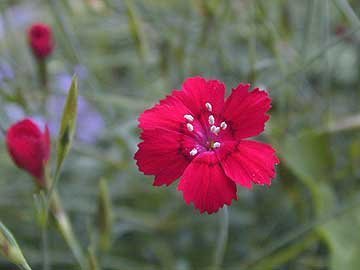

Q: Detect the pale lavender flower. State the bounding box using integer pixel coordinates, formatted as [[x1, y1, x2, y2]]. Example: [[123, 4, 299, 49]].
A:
[[4, 103, 46, 130], [4, 104, 25, 123], [47, 71, 105, 143], [0, 60, 15, 87]]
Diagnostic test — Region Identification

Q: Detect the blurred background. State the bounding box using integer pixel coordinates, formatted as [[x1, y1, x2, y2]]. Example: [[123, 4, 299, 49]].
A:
[[0, 0, 360, 269]]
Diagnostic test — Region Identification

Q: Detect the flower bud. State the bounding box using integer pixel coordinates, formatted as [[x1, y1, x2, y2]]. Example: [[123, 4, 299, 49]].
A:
[[6, 119, 51, 188], [28, 23, 54, 59], [0, 222, 32, 270]]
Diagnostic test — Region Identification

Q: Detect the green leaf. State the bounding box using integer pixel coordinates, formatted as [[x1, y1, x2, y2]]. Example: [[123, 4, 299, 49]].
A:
[[322, 207, 360, 270], [87, 247, 100, 270], [282, 131, 335, 214], [55, 75, 78, 179], [282, 131, 360, 270], [282, 131, 333, 185], [124, 0, 148, 60], [97, 178, 113, 252]]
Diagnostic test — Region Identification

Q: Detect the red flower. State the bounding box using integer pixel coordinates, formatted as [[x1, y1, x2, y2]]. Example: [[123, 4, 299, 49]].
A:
[[6, 119, 51, 187], [135, 77, 279, 214], [28, 23, 54, 59]]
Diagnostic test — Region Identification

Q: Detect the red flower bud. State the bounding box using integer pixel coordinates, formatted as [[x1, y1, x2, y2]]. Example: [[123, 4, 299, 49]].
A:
[[28, 23, 54, 59], [6, 119, 51, 187]]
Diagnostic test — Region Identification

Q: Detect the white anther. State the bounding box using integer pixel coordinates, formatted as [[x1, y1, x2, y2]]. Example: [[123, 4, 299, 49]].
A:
[[213, 142, 221, 148], [205, 102, 213, 112], [190, 148, 198, 156], [187, 123, 194, 132], [208, 115, 215, 125], [210, 125, 220, 135], [184, 114, 194, 122], [220, 121, 227, 130]]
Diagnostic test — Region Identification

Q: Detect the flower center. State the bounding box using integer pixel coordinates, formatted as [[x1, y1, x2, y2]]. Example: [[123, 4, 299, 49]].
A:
[[183, 102, 228, 157]]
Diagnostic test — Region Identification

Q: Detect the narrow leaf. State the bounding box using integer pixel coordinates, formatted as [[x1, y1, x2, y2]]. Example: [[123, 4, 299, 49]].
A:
[[55, 75, 78, 178], [97, 178, 113, 251], [87, 247, 101, 270], [124, 0, 148, 60]]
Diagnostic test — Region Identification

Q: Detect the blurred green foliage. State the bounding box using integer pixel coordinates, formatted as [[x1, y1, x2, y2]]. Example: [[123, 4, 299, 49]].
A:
[[0, 0, 360, 269]]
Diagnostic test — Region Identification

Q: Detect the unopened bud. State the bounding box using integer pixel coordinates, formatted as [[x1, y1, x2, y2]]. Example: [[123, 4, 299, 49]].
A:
[[0, 222, 32, 270]]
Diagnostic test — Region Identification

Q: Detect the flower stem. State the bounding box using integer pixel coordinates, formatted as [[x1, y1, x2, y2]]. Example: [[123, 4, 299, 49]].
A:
[[41, 225, 49, 270], [37, 59, 48, 90], [37, 58, 49, 110], [212, 206, 229, 270], [50, 191, 86, 269]]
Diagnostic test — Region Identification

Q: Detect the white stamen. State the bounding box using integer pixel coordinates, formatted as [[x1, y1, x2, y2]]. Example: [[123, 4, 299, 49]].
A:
[[208, 115, 215, 125], [184, 114, 194, 122], [220, 121, 227, 130], [190, 148, 198, 156], [187, 123, 194, 132], [210, 125, 220, 135], [213, 142, 221, 148], [205, 102, 213, 112]]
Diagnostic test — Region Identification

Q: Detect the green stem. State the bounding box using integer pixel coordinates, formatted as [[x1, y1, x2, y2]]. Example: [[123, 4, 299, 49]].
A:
[[248, 0, 257, 83], [50, 191, 86, 269], [212, 206, 229, 270], [37, 59, 48, 90], [37, 58, 49, 111], [246, 233, 318, 270], [41, 225, 49, 270]]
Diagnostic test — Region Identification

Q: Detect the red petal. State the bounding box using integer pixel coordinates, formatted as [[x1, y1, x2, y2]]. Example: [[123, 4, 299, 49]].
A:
[[178, 152, 237, 214], [218, 140, 279, 188], [135, 129, 194, 186], [223, 84, 271, 139], [139, 90, 191, 132], [6, 119, 51, 184], [178, 76, 226, 116]]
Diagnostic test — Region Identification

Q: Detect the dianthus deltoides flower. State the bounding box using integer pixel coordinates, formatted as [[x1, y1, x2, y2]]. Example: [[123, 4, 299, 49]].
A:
[[135, 77, 279, 214], [6, 118, 51, 188], [28, 23, 54, 59]]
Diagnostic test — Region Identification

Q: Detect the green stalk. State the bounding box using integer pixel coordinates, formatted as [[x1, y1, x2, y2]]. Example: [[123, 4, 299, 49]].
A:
[[37, 59, 48, 89], [50, 191, 86, 269], [212, 206, 229, 270], [36, 58, 49, 110], [41, 225, 49, 270]]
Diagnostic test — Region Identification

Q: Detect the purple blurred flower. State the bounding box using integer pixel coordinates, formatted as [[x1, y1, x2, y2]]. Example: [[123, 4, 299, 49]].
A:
[[47, 71, 105, 143], [0, 2, 40, 38], [4, 104, 46, 131], [4, 66, 104, 144], [0, 60, 15, 87], [46, 95, 105, 143], [4, 104, 25, 122]]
